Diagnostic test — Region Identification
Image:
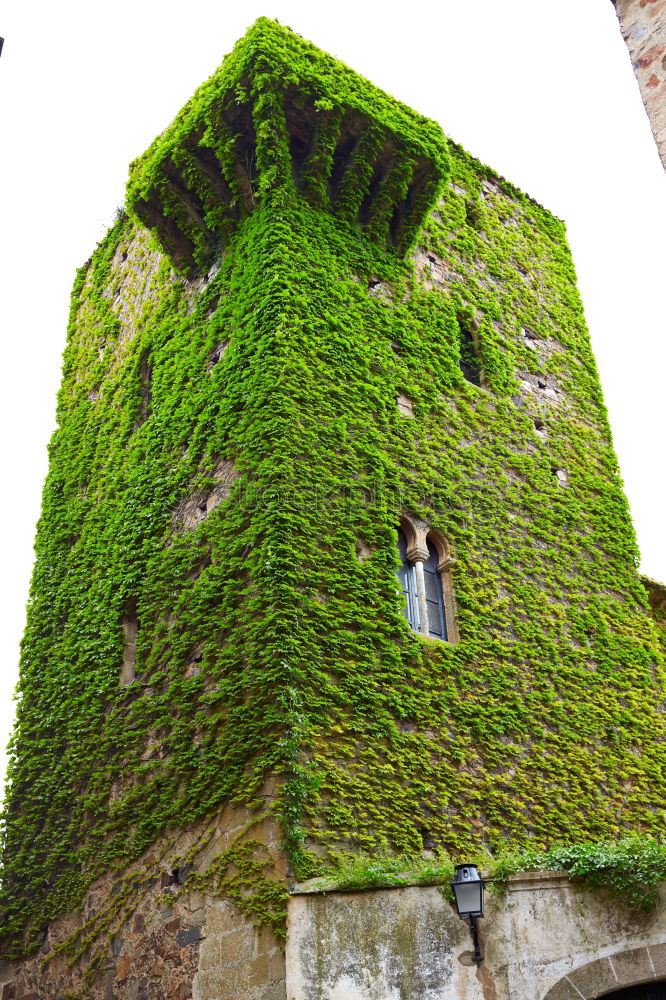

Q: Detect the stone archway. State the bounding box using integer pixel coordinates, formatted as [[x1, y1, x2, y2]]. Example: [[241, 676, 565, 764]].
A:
[[543, 945, 666, 999], [601, 985, 666, 999]]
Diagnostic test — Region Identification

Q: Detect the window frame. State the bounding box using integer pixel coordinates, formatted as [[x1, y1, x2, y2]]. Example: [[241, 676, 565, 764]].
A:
[[397, 515, 458, 643]]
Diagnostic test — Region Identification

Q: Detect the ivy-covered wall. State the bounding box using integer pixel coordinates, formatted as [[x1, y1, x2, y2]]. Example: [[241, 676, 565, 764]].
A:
[[1, 16, 664, 969]]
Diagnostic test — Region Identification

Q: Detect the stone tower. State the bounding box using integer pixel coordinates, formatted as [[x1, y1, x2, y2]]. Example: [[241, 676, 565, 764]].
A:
[[1, 18, 665, 1000], [612, 0, 666, 167]]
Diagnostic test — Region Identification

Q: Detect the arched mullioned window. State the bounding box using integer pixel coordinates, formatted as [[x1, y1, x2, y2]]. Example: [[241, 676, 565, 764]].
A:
[[396, 517, 457, 642]]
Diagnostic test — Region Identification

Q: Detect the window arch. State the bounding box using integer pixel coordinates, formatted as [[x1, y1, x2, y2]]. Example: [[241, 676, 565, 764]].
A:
[[396, 518, 457, 642]]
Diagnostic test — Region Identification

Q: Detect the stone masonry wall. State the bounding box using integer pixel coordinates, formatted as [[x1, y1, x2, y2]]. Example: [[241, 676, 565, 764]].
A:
[[0, 804, 286, 1000], [613, 0, 666, 167], [286, 873, 666, 1000]]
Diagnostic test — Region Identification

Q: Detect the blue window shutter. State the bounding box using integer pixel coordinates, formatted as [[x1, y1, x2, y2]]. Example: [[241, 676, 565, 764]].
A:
[[397, 529, 419, 631]]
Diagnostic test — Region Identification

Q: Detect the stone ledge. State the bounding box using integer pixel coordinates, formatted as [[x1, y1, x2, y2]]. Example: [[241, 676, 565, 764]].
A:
[[290, 868, 573, 896], [506, 869, 572, 892]]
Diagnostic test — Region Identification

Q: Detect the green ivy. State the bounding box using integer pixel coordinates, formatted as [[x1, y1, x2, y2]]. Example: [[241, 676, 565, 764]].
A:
[[492, 837, 666, 911], [309, 836, 666, 912], [1, 17, 664, 976]]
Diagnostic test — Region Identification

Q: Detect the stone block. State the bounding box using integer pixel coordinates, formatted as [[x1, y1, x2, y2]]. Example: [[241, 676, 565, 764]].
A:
[[267, 947, 286, 983], [176, 926, 201, 947], [648, 941, 666, 977], [567, 957, 617, 998], [169, 982, 192, 1000], [116, 953, 133, 980], [218, 927, 254, 965], [248, 983, 287, 1000], [610, 946, 655, 989], [256, 927, 278, 955], [192, 966, 226, 1000], [542, 978, 586, 1000], [205, 902, 239, 937], [197, 935, 223, 972], [207, 960, 252, 995], [186, 890, 206, 911], [188, 907, 206, 927], [246, 951, 270, 989]]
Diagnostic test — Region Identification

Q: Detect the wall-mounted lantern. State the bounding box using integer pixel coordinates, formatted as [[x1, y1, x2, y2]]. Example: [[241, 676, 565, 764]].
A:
[[451, 863, 485, 967]]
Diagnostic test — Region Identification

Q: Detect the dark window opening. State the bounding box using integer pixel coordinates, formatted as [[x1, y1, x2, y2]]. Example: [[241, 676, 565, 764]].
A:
[[421, 830, 436, 851], [136, 352, 152, 426], [599, 985, 666, 999], [120, 601, 139, 686], [424, 539, 447, 640], [465, 199, 481, 227], [459, 326, 481, 386]]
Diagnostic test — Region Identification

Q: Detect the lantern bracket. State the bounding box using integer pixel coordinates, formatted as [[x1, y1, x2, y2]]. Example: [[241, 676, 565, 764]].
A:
[[469, 915, 483, 967]]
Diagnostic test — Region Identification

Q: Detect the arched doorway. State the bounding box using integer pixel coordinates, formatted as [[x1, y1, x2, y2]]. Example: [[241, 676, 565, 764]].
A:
[[542, 949, 666, 1000], [599, 987, 666, 1000]]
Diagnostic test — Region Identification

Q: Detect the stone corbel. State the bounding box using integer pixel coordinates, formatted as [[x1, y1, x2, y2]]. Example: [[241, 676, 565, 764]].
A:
[[406, 542, 429, 564], [126, 21, 448, 274]]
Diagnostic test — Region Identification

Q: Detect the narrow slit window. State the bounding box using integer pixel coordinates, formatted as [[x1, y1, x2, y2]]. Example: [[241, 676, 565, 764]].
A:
[[120, 603, 139, 686], [459, 326, 481, 386], [397, 529, 420, 631]]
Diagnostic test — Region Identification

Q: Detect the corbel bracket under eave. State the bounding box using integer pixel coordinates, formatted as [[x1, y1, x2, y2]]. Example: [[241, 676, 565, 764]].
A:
[[125, 20, 449, 274]]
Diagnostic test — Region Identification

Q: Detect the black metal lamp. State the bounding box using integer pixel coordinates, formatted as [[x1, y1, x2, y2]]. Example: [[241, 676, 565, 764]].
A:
[[451, 863, 485, 966]]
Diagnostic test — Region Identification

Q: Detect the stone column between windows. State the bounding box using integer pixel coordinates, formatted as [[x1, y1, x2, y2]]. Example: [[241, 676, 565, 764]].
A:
[[406, 542, 430, 637]]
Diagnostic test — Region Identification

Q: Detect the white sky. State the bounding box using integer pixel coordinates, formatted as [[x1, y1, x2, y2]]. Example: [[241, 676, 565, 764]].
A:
[[0, 0, 664, 792]]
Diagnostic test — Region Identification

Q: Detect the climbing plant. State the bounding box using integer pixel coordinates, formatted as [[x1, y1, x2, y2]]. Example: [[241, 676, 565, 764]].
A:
[[0, 17, 664, 971]]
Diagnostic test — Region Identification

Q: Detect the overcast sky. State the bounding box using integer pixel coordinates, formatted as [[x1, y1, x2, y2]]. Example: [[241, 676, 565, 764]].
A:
[[0, 0, 664, 791]]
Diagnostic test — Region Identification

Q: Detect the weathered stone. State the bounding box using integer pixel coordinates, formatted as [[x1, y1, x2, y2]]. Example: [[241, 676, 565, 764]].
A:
[[541, 977, 583, 1000], [187, 908, 205, 927], [648, 940, 666, 976], [204, 903, 240, 937], [609, 945, 655, 988], [176, 927, 202, 947], [613, 0, 666, 166], [286, 877, 666, 1000], [567, 957, 616, 998], [396, 393, 414, 418], [168, 983, 191, 1000], [116, 954, 133, 980]]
